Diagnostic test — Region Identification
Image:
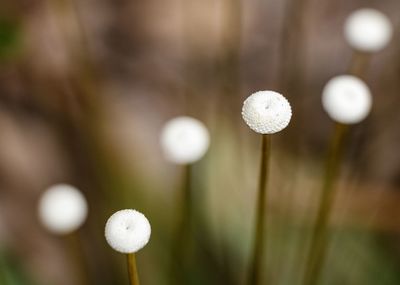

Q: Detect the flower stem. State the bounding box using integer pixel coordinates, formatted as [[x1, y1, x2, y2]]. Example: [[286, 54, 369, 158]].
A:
[[169, 164, 192, 284], [66, 231, 90, 285], [348, 51, 370, 79], [127, 253, 140, 285], [181, 164, 193, 239], [302, 123, 349, 285], [248, 134, 271, 285]]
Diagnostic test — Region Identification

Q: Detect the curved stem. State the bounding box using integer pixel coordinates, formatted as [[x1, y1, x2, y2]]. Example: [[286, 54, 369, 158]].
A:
[[302, 123, 349, 285], [127, 253, 140, 285], [247, 134, 271, 285]]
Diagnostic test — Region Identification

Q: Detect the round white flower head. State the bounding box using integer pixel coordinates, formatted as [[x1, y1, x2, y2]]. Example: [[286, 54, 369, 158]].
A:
[[160, 116, 210, 164], [322, 75, 372, 124], [105, 209, 151, 254], [242, 91, 292, 134], [38, 184, 88, 235], [344, 8, 393, 52]]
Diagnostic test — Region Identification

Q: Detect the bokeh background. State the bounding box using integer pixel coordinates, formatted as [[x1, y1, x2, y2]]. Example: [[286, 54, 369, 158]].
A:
[[1, 0, 400, 284]]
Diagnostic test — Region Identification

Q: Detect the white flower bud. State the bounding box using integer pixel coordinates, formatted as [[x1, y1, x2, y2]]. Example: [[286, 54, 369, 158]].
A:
[[242, 91, 292, 134], [322, 75, 372, 124], [38, 184, 88, 235], [160, 116, 210, 164], [344, 8, 393, 52], [105, 209, 151, 254]]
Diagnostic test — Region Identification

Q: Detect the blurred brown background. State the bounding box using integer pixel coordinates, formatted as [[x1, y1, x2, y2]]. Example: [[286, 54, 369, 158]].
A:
[[1, 0, 400, 284]]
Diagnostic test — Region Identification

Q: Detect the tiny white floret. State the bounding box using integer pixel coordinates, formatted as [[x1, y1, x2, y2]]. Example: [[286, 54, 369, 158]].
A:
[[38, 184, 88, 235], [344, 8, 393, 52], [160, 116, 210, 164], [105, 209, 151, 254], [322, 75, 372, 124], [242, 91, 292, 134]]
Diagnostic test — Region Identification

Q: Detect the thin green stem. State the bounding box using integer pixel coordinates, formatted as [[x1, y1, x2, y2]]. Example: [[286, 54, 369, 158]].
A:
[[181, 164, 193, 238], [169, 164, 192, 284], [247, 134, 271, 285], [127, 253, 140, 285], [302, 123, 349, 285], [66, 231, 90, 285]]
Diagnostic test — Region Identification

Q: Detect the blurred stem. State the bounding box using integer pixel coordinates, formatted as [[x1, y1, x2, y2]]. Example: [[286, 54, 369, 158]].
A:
[[169, 164, 192, 284], [302, 123, 349, 285], [218, 0, 242, 120], [127, 253, 140, 285], [66, 231, 90, 285], [177, 164, 192, 261], [278, 0, 309, 91], [348, 51, 370, 80], [248, 134, 271, 285], [181, 164, 193, 238]]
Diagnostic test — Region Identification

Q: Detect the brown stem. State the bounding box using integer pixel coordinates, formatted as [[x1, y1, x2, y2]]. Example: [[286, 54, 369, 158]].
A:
[[180, 164, 193, 237], [66, 231, 91, 285], [247, 134, 271, 285], [302, 123, 349, 285], [127, 253, 140, 285], [169, 164, 192, 284], [348, 51, 370, 80]]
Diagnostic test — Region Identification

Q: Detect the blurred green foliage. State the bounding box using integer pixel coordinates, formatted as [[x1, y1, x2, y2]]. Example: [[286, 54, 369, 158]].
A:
[[0, 249, 36, 285], [0, 18, 21, 61], [267, 224, 400, 285]]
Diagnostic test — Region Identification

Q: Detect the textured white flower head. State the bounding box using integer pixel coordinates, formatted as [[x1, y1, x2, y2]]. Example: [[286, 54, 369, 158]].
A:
[[242, 91, 292, 134], [322, 75, 372, 124], [344, 8, 393, 52], [105, 209, 151, 254], [160, 116, 210, 164], [38, 184, 88, 235]]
